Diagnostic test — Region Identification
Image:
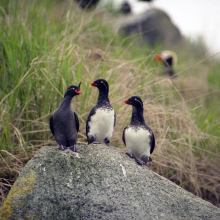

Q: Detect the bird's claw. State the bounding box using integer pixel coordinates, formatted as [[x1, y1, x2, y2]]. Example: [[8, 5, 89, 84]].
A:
[[69, 145, 77, 152], [135, 158, 146, 166], [58, 145, 67, 151]]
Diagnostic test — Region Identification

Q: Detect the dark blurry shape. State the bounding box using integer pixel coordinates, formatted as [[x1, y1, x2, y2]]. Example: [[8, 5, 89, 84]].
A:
[[121, 2, 131, 14], [75, 0, 99, 9], [154, 50, 177, 77], [121, 9, 183, 47]]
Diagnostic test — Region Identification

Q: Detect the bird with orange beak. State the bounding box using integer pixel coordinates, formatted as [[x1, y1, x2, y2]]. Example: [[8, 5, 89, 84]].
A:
[[154, 50, 177, 77], [86, 79, 116, 146], [50, 83, 82, 152], [122, 96, 155, 165]]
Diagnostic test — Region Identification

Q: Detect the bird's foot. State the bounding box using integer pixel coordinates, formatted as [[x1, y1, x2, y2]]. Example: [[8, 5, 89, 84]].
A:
[[104, 138, 110, 146], [135, 158, 146, 166], [87, 135, 96, 145], [69, 145, 77, 152], [126, 152, 135, 159], [58, 145, 67, 151], [141, 155, 152, 164]]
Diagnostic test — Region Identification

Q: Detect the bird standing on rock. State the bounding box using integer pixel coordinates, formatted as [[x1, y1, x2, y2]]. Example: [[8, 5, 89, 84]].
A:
[[122, 96, 155, 165], [154, 50, 177, 77], [86, 79, 116, 146], [50, 83, 81, 152]]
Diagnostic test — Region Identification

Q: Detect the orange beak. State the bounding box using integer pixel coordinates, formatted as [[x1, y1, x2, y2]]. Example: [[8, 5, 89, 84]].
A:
[[125, 99, 130, 104], [91, 82, 96, 87], [74, 90, 82, 94], [154, 54, 162, 61]]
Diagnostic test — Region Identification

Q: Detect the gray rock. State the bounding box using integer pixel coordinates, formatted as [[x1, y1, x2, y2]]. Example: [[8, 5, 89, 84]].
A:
[[120, 9, 183, 47], [0, 145, 219, 220]]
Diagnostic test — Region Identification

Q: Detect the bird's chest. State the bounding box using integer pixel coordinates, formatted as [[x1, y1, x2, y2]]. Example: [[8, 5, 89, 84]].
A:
[[53, 109, 75, 129], [125, 126, 151, 157], [88, 108, 114, 138]]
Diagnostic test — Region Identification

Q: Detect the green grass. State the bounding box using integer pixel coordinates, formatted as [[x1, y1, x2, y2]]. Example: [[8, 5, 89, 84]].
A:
[[0, 0, 220, 207]]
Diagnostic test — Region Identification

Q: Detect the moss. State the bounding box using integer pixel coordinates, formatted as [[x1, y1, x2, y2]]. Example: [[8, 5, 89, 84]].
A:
[[0, 171, 35, 220]]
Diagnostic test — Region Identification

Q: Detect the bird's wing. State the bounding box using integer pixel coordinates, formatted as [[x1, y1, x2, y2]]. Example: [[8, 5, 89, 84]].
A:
[[49, 115, 54, 136], [74, 112, 79, 133], [150, 131, 155, 154], [86, 107, 96, 135], [114, 111, 116, 127], [122, 126, 128, 146]]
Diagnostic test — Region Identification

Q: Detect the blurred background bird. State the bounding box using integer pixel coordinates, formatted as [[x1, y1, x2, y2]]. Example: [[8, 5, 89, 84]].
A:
[[154, 50, 178, 77], [75, 0, 99, 9]]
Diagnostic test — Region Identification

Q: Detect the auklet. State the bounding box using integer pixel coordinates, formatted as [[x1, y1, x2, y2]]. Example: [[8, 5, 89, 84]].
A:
[[86, 79, 116, 146], [122, 96, 155, 165], [50, 83, 81, 152], [75, 0, 99, 9], [121, 2, 131, 14], [154, 50, 177, 77]]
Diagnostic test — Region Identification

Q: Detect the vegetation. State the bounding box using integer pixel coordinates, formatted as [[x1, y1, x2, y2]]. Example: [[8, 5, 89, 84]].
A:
[[0, 0, 220, 207]]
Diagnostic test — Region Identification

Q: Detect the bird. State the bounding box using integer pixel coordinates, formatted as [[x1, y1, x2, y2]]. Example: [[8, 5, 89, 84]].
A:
[[122, 96, 155, 165], [86, 79, 116, 146], [121, 1, 131, 15], [50, 83, 82, 152], [75, 0, 99, 9], [154, 50, 177, 77]]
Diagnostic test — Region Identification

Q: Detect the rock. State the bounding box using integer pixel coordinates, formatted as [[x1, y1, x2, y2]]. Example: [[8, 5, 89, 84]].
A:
[[119, 9, 183, 47], [0, 145, 220, 220]]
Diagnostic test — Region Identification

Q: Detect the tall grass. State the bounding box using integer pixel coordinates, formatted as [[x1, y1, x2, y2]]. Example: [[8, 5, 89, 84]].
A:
[[0, 0, 220, 207]]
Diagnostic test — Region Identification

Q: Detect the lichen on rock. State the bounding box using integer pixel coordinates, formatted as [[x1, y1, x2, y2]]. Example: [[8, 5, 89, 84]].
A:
[[0, 171, 35, 220]]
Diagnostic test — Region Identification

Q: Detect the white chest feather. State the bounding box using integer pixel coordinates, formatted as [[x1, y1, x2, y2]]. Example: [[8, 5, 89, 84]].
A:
[[88, 108, 115, 143], [125, 127, 151, 159]]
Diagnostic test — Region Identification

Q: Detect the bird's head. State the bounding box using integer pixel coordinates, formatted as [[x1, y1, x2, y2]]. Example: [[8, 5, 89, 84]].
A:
[[125, 96, 143, 109], [154, 50, 177, 67], [90, 79, 109, 93], [64, 82, 82, 97]]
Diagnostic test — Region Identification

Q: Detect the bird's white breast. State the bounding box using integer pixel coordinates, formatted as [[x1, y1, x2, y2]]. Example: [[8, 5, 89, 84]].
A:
[[125, 126, 151, 159], [88, 108, 115, 143]]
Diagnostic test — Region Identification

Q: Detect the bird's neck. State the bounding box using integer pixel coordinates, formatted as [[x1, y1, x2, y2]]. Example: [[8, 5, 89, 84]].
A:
[[59, 95, 73, 109], [130, 106, 145, 126], [97, 90, 110, 106]]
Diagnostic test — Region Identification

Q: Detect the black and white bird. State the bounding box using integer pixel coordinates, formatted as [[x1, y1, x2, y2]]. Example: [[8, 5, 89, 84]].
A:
[[154, 50, 177, 77], [86, 79, 116, 146], [75, 0, 99, 9], [122, 96, 155, 165], [50, 83, 81, 152]]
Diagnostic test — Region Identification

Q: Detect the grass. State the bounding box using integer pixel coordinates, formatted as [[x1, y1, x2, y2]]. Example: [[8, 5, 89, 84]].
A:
[[1, 0, 220, 207]]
